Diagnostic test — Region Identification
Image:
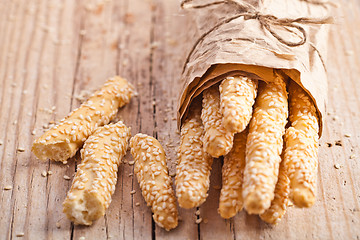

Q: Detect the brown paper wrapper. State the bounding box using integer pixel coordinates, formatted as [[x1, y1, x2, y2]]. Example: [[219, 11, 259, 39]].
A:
[[177, 0, 332, 137]]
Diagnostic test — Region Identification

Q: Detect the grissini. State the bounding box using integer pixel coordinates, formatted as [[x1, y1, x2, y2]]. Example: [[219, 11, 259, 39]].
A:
[[176, 101, 213, 209], [130, 134, 178, 231], [260, 158, 290, 224], [63, 121, 130, 225], [220, 75, 258, 133], [243, 75, 288, 214], [284, 81, 319, 208], [218, 129, 247, 219], [32, 76, 134, 163], [201, 85, 234, 158]]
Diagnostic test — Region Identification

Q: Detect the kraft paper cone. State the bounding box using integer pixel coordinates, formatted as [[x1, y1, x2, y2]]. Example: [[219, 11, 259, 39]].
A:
[[177, 0, 334, 136]]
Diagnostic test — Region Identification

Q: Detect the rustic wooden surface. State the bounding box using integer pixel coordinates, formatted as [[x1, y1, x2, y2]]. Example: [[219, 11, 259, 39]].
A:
[[0, 0, 359, 239]]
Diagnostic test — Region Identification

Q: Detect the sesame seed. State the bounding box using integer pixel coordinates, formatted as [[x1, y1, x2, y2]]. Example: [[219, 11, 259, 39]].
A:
[[3, 186, 12, 190], [63, 175, 71, 180], [41, 171, 47, 177], [334, 164, 341, 169], [17, 147, 25, 152], [195, 218, 202, 224], [135, 202, 140, 206], [16, 233, 25, 237]]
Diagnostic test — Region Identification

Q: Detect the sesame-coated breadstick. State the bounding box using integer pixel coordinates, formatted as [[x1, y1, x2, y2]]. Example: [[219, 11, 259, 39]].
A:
[[130, 134, 178, 231], [218, 129, 247, 219], [201, 85, 234, 158], [32, 76, 134, 163], [220, 75, 258, 133], [62, 121, 130, 225], [283, 81, 319, 208], [243, 75, 288, 214], [176, 101, 213, 209], [260, 159, 290, 224]]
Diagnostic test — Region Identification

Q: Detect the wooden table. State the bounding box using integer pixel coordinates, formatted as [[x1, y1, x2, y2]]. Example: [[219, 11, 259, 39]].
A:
[[0, 0, 359, 239]]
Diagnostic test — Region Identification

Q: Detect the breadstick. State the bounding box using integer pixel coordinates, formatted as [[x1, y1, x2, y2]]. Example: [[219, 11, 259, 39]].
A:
[[218, 129, 247, 219], [283, 81, 319, 207], [243, 75, 288, 214], [201, 85, 234, 158], [260, 159, 290, 224], [176, 101, 213, 209], [220, 75, 258, 133], [32, 76, 134, 163], [62, 121, 130, 225], [130, 134, 178, 231]]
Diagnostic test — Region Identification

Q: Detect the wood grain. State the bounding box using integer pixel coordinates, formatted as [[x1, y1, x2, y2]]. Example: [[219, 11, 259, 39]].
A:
[[0, 0, 359, 239]]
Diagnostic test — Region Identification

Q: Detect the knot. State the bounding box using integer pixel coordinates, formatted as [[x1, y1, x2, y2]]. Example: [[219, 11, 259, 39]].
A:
[[181, 0, 333, 48]]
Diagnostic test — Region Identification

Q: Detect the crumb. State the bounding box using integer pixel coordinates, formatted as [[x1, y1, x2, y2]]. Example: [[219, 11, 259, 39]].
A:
[[326, 143, 332, 147], [79, 237, 85, 240], [335, 140, 342, 146], [4, 186, 12, 190], [56, 222, 61, 228], [41, 171, 47, 177], [31, 130, 36, 135], [195, 210, 200, 216], [47, 171, 53, 175], [130, 190, 136, 194], [63, 175, 71, 180], [128, 173, 133, 177], [350, 154, 356, 159], [124, 13, 134, 24]]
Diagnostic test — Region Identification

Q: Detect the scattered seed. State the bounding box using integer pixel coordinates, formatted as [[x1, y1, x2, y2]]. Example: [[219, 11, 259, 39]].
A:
[[135, 202, 140, 206], [350, 154, 356, 159], [56, 222, 61, 228], [47, 171, 53, 175], [169, 172, 176, 177], [79, 237, 85, 240], [128, 173, 133, 177], [64, 175, 71, 180], [344, 134, 351, 138], [4, 186, 12, 190], [17, 147, 25, 152], [31, 130, 36, 135], [128, 161, 135, 165], [334, 164, 341, 169], [195, 210, 200, 216], [130, 190, 136, 194], [16, 233, 24, 237], [195, 218, 202, 224], [41, 171, 47, 177]]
